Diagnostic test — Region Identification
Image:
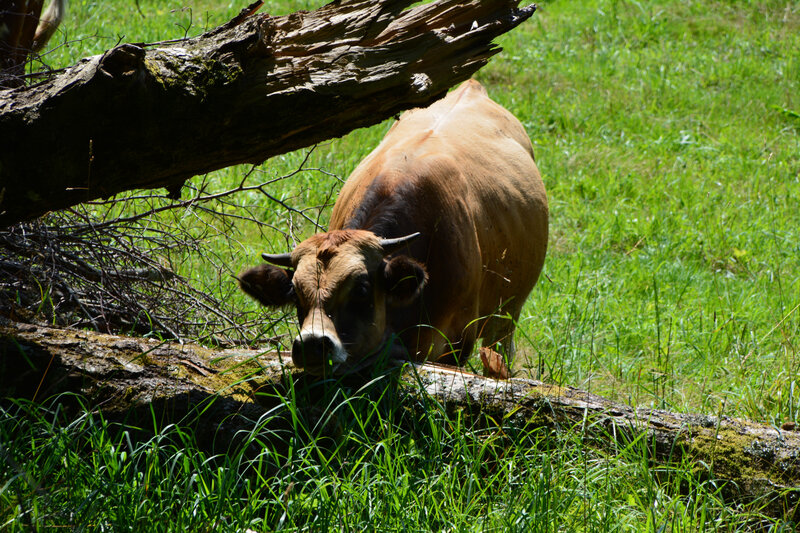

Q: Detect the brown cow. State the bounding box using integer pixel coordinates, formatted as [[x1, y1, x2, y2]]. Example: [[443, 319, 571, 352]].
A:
[[239, 80, 548, 376]]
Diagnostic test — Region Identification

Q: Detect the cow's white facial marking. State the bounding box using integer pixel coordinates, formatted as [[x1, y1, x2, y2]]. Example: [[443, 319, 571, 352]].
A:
[[292, 306, 349, 374]]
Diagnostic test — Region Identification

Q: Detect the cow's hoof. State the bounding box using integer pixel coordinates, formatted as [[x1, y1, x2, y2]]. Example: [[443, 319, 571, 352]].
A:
[[480, 347, 510, 380]]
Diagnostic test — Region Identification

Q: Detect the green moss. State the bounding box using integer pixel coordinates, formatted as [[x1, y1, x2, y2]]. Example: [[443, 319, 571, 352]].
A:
[[143, 58, 167, 88], [678, 425, 785, 485], [144, 48, 243, 99]]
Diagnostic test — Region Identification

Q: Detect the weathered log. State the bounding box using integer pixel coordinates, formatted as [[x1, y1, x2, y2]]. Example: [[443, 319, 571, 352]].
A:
[[0, 0, 536, 227], [1, 319, 798, 519]]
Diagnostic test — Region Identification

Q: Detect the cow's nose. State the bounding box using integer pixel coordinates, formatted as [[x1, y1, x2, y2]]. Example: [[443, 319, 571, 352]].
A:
[[292, 334, 335, 370]]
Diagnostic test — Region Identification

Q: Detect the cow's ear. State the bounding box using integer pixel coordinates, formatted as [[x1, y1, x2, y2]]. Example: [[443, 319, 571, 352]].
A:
[[238, 264, 295, 307], [383, 255, 427, 307]]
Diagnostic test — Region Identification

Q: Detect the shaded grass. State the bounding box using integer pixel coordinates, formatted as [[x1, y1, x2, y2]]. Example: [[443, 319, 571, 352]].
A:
[[1, 386, 786, 532]]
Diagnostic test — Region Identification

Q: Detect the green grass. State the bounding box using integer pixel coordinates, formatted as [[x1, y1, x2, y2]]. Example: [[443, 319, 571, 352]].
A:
[[3, 0, 800, 530], [504, 0, 800, 425], [2, 384, 781, 532]]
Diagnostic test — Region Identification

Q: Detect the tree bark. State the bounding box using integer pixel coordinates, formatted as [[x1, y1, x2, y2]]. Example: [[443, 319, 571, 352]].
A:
[[0, 0, 536, 227], [1, 320, 798, 520]]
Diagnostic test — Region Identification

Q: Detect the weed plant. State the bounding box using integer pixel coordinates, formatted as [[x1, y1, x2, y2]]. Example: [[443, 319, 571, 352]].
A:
[[3, 0, 799, 530]]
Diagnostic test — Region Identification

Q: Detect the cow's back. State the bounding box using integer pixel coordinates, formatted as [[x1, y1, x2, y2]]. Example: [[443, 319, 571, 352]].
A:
[[330, 80, 548, 361]]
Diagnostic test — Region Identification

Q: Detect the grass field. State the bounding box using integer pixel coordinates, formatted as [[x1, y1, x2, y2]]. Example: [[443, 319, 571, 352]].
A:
[[3, 0, 800, 530]]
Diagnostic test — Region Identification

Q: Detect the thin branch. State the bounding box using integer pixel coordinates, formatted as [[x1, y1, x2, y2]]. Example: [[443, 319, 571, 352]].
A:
[[0, 150, 335, 345]]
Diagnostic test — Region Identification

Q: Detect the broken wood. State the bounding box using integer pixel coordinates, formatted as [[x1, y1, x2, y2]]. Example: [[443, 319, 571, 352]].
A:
[[1, 319, 798, 519], [31, 0, 65, 53], [0, 0, 536, 227]]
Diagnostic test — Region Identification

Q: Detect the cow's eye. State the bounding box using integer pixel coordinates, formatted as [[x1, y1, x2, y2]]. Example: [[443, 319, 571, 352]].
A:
[[354, 280, 370, 301], [351, 276, 372, 303]]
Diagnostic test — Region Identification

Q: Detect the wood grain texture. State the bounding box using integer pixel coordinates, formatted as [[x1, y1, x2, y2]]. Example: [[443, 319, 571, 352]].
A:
[[0, 0, 536, 226]]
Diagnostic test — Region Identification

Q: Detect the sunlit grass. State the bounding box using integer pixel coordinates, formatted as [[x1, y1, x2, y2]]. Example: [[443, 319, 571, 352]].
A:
[[503, 0, 800, 426], [4, 0, 800, 529]]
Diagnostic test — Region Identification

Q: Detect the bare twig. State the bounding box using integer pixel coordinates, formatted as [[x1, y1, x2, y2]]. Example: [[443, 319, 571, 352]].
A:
[[0, 151, 338, 346]]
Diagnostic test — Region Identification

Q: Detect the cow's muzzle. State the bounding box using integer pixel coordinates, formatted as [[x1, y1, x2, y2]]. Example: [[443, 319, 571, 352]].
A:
[[292, 329, 347, 375]]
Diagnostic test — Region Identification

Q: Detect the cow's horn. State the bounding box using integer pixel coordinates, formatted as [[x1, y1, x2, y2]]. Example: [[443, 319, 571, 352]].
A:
[[379, 232, 421, 255], [261, 252, 293, 267]]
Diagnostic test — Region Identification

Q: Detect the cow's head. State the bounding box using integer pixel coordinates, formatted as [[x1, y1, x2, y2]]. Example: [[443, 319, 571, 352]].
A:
[[238, 230, 427, 375]]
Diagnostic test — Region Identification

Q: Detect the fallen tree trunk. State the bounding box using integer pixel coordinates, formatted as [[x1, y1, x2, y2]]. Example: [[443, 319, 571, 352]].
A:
[[1, 320, 798, 519], [0, 0, 536, 227]]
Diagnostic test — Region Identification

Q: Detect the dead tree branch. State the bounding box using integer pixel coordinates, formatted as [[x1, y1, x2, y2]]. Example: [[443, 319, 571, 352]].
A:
[[0, 0, 536, 227]]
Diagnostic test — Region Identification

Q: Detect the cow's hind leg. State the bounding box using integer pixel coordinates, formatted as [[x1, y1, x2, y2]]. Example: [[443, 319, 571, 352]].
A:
[[434, 317, 477, 367], [436, 331, 476, 367], [480, 314, 517, 358]]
